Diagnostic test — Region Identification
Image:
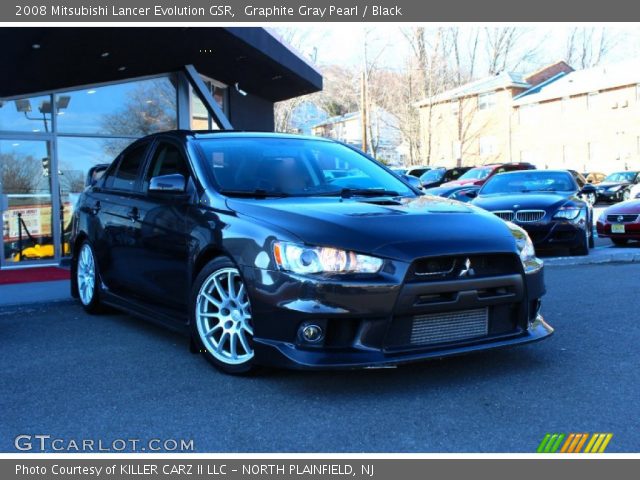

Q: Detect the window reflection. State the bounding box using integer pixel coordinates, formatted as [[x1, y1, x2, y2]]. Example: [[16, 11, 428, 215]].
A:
[[0, 95, 61, 132], [58, 136, 135, 255], [190, 77, 228, 130], [56, 76, 178, 135]]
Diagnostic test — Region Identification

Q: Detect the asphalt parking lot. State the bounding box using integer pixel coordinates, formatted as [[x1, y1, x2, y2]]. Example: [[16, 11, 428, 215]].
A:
[[1, 261, 639, 453]]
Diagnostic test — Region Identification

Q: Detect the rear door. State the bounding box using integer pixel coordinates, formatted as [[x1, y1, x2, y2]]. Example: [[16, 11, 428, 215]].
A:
[[96, 141, 150, 297]]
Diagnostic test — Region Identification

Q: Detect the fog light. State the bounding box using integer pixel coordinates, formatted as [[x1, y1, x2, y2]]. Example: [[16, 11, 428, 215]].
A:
[[300, 324, 324, 343]]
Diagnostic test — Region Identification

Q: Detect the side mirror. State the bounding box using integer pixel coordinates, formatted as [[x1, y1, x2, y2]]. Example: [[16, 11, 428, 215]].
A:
[[464, 190, 478, 199], [149, 173, 186, 193]]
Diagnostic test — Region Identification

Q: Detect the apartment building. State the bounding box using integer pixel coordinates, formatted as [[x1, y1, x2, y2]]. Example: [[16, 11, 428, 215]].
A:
[[311, 107, 405, 163], [511, 59, 640, 172], [416, 62, 572, 167]]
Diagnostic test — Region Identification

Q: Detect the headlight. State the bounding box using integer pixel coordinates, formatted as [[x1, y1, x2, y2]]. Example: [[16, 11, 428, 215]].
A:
[[505, 222, 543, 274], [553, 207, 582, 220], [608, 185, 622, 192], [273, 241, 383, 275]]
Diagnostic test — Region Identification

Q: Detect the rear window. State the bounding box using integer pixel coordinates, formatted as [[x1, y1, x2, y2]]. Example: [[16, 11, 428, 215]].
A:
[[105, 143, 148, 191]]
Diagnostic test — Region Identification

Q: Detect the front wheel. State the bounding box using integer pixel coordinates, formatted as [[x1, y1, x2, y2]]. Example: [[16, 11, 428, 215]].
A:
[[76, 241, 103, 313], [191, 257, 255, 374], [571, 226, 590, 256]]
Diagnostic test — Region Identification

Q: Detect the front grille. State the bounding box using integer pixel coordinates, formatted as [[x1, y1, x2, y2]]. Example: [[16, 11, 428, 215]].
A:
[[493, 210, 515, 221], [515, 210, 545, 222], [409, 254, 520, 282], [409, 308, 488, 346], [607, 214, 638, 223]]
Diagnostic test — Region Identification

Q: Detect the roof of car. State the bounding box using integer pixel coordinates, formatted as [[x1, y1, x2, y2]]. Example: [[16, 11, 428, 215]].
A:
[[149, 130, 334, 142]]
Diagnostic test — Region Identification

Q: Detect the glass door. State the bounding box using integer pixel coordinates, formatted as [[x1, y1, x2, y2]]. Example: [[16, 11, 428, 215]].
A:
[[0, 138, 57, 267]]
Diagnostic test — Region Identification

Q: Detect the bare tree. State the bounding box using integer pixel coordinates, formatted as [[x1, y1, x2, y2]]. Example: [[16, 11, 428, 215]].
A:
[[0, 153, 44, 194], [484, 27, 540, 75], [565, 27, 616, 69]]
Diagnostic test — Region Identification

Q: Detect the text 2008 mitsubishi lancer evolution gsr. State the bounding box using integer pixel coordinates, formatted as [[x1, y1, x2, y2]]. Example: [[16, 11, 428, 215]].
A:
[[70, 131, 552, 374]]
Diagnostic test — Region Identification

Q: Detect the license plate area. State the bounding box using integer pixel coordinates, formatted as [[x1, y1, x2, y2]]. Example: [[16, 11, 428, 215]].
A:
[[612, 224, 626, 234]]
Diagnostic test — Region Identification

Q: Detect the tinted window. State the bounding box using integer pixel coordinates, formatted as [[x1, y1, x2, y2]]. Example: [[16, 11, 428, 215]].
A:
[[144, 142, 191, 191], [196, 137, 415, 197], [106, 143, 147, 191]]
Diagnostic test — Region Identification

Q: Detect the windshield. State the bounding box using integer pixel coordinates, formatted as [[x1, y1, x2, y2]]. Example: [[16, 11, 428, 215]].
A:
[[196, 137, 415, 197], [480, 171, 577, 195], [420, 168, 445, 182], [458, 167, 493, 180], [604, 171, 638, 183]]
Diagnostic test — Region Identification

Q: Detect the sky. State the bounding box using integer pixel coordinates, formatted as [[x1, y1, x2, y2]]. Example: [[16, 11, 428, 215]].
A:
[[274, 25, 640, 75]]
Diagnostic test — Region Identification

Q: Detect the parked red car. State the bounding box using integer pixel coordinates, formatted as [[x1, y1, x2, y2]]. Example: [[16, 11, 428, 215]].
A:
[[596, 199, 640, 245], [442, 162, 536, 187]]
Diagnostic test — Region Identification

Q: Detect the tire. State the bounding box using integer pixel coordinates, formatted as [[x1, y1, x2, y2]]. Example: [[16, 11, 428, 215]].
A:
[[588, 217, 595, 249], [612, 238, 629, 246], [571, 226, 590, 256], [190, 257, 255, 375], [75, 241, 103, 313], [586, 193, 596, 206]]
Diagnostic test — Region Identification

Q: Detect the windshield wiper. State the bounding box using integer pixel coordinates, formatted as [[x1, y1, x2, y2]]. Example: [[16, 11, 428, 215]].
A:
[[318, 188, 402, 198], [218, 189, 290, 198]]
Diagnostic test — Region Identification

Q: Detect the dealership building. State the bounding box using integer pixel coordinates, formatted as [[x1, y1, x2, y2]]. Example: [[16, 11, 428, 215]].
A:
[[0, 27, 322, 270]]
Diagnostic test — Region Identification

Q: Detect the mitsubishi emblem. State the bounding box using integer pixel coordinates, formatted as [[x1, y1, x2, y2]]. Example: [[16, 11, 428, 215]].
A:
[[459, 258, 475, 277]]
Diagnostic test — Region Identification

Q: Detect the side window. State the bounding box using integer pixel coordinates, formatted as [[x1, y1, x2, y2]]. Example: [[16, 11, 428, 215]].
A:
[[106, 143, 148, 191], [144, 142, 191, 191]]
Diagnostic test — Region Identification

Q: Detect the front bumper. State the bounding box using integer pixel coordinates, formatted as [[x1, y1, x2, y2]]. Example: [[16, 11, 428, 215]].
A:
[[241, 264, 551, 369], [596, 221, 640, 240], [596, 189, 625, 202], [516, 220, 585, 250]]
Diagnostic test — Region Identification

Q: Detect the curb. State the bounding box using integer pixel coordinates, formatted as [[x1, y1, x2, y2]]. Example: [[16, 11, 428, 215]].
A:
[[543, 250, 640, 267]]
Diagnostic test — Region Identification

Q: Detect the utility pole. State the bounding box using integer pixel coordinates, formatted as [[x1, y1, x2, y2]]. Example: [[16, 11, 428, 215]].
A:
[[360, 71, 368, 154]]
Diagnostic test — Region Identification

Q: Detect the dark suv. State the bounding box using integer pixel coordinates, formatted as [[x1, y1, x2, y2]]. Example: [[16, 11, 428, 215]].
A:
[[70, 131, 552, 374]]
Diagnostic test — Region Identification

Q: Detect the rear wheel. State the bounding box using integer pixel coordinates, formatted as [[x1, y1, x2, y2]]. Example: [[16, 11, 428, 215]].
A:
[[191, 257, 255, 374], [612, 238, 629, 246], [76, 241, 103, 313]]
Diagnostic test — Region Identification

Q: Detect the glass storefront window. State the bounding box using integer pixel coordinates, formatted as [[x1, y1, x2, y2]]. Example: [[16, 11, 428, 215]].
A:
[[0, 95, 56, 133], [56, 76, 178, 135], [190, 78, 228, 130], [1, 139, 54, 263]]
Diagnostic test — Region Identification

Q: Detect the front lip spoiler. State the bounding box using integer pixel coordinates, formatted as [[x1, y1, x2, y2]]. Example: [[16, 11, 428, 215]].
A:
[[252, 314, 554, 370]]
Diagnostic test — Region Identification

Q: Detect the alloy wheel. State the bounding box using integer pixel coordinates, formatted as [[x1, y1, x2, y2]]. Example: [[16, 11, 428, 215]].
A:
[[195, 268, 254, 365], [77, 244, 96, 306]]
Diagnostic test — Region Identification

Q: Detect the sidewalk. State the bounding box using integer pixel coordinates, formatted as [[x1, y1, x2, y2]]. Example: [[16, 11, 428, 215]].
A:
[[0, 280, 71, 307], [543, 245, 640, 267]]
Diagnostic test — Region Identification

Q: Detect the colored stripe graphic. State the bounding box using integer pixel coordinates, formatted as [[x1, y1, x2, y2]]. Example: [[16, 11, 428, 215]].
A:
[[538, 433, 612, 453]]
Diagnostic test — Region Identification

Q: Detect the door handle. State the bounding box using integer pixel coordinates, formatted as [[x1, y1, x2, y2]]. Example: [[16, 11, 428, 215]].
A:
[[127, 207, 140, 222], [90, 201, 101, 215]]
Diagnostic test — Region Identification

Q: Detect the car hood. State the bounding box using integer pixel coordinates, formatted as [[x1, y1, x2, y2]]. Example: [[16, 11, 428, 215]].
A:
[[603, 199, 640, 214], [473, 193, 578, 212], [226, 195, 516, 262]]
